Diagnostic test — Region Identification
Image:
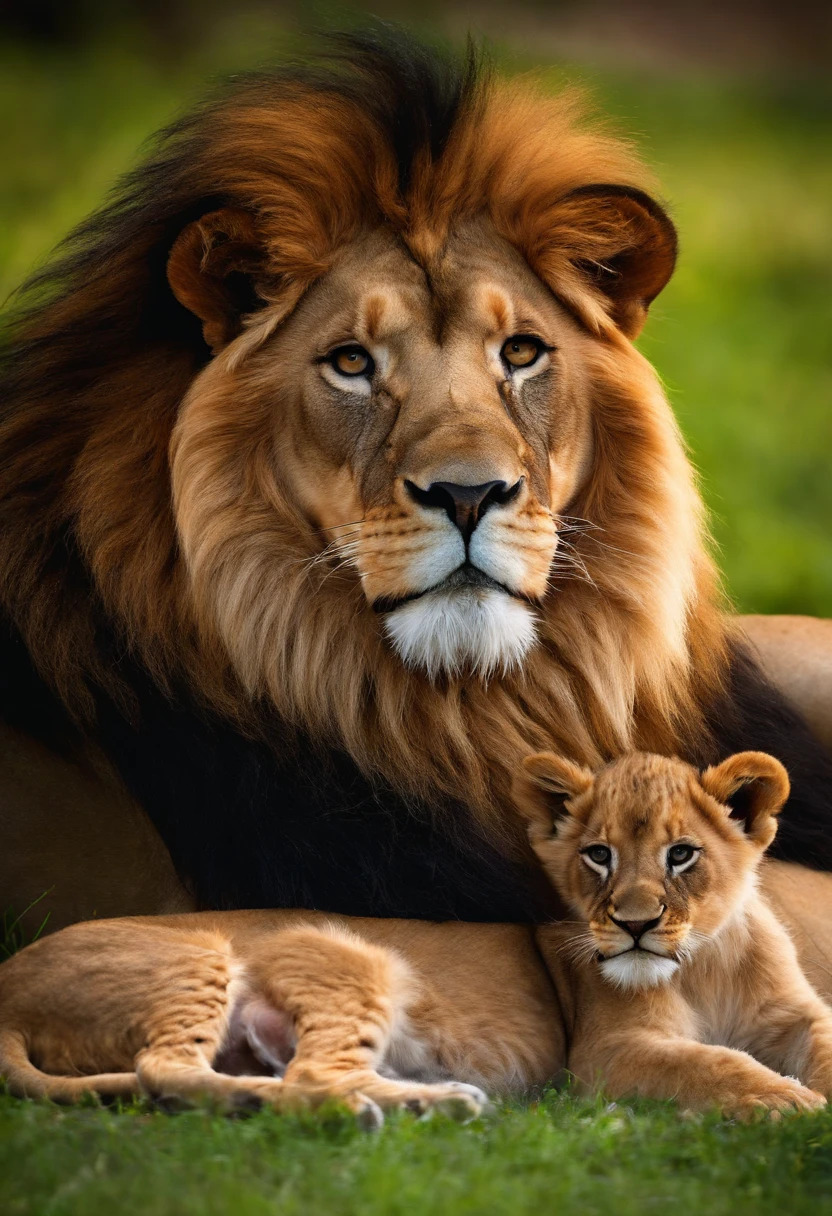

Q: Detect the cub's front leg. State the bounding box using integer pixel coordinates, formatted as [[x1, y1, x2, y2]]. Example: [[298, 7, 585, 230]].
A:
[[770, 997, 832, 1100], [570, 1030, 825, 1118]]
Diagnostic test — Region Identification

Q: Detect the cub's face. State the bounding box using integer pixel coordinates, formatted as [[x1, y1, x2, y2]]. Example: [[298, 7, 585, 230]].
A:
[[514, 750, 790, 990]]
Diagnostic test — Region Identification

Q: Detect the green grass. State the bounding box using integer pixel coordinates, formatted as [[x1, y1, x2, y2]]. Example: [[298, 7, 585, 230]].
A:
[[1, 19, 831, 1216], [3, 1091, 832, 1216], [1, 891, 52, 962]]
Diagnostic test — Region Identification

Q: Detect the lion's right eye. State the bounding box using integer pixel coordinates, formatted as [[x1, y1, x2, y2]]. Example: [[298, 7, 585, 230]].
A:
[[582, 844, 612, 869], [328, 345, 375, 378]]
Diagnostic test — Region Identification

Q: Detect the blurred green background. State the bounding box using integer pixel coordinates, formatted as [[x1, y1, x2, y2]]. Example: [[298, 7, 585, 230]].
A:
[[1, 0, 830, 616]]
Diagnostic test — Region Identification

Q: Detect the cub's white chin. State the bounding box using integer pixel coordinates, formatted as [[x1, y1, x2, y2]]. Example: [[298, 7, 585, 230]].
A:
[[383, 587, 537, 679], [600, 952, 679, 991]]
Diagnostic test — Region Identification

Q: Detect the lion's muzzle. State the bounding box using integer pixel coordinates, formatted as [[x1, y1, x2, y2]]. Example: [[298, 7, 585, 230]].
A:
[[360, 473, 556, 678], [403, 477, 523, 543]]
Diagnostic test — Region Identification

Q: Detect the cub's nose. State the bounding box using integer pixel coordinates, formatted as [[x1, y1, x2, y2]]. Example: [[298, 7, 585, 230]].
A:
[[611, 912, 664, 942], [405, 478, 523, 541]]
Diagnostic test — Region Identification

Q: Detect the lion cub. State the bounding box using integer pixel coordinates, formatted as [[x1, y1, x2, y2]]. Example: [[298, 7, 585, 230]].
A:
[[517, 750, 832, 1117]]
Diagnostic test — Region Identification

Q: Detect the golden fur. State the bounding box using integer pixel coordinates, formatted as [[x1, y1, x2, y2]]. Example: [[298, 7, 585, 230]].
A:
[[0, 38, 732, 850], [2, 616, 828, 937], [518, 750, 832, 1115]]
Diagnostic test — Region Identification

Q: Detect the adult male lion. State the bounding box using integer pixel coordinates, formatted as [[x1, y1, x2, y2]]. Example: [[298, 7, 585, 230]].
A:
[[1, 31, 831, 929]]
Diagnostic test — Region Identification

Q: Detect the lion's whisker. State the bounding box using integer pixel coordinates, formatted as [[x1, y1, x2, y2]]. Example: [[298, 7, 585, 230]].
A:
[[302, 536, 363, 569], [556, 516, 641, 562], [547, 545, 598, 590], [320, 518, 367, 532]]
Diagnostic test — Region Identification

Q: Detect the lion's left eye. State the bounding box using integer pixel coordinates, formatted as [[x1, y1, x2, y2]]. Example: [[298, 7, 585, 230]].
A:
[[329, 345, 375, 378], [668, 844, 698, 868], [501, 335, 545, 370]]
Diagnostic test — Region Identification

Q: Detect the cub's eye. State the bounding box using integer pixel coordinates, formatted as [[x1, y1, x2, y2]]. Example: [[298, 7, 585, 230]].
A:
[[501, 335, 545, 370], [582, 845, 612, 868], [329, 346, 375, 378], [668, 844, 698, 869]]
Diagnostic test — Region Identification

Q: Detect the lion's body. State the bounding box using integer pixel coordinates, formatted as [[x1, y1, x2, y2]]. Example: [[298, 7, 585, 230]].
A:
[[1, 30, 831, 927], [518, 751, 832, 1116], [744, 615, 832, 751]]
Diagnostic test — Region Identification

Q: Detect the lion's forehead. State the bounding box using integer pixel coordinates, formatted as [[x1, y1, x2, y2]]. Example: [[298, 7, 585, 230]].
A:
[[309, 222, 568, 353]]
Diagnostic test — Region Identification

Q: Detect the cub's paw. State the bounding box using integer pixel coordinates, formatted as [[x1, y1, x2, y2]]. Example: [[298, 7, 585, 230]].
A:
[[351, 1094, 385, 1132], [408, 1081, 490, 1123], [728, 1080, 826, 1120]]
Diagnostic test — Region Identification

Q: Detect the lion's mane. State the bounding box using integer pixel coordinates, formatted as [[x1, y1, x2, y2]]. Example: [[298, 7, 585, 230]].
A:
[[1, 30, 830, 913]]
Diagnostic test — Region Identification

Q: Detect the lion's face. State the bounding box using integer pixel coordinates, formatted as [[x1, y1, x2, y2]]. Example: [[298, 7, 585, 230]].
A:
[[177, 220, 594, 679], [165, 57, 684, 723], [514, 751, 790, 990]]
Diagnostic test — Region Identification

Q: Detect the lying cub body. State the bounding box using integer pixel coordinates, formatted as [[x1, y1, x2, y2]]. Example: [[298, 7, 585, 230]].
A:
[[2, 749, 832, 1120], [0, 912, 562, 1122], [518, 750, 832, 1116]]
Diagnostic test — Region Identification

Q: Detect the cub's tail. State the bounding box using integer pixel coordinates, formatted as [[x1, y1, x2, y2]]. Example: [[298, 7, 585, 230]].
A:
[[0, 1028, 139, 1102]]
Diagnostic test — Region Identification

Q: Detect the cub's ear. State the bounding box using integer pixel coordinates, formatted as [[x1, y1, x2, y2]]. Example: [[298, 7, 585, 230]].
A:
[[700, 751, 790, 849], [167, 208, 270, 353], [538, 185, 677, 339], [512, 752, 594, 843]]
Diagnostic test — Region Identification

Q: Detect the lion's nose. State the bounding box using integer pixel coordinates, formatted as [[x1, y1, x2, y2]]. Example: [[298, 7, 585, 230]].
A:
[[611, 911, 664, 942], [405, 478, 523, 541]]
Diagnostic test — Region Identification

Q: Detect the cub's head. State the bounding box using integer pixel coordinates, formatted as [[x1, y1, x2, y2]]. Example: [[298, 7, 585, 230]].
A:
[[514, 750, 790, 989]]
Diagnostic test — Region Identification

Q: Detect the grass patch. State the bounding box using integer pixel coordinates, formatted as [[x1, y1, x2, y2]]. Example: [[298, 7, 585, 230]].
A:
[[1, 891, 52, 961], [2, 1091, 832, 1216]]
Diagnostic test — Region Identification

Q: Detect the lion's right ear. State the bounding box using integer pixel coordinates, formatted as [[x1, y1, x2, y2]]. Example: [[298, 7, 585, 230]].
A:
[[167, 208, 270, 353], [512, 752, 594, 843]]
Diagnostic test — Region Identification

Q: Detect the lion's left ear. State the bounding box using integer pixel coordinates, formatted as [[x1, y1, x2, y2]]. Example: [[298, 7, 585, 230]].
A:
[[167, 208, 271, 353], [537, 185, 677, 339], [700, 751, 790, 849]]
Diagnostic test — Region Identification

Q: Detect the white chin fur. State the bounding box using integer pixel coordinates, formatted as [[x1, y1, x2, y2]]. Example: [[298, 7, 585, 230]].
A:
[[600, 952, 679, 991], [383, 587, 538, 679]]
